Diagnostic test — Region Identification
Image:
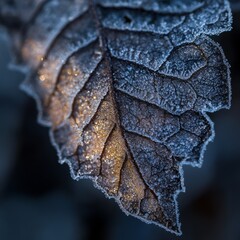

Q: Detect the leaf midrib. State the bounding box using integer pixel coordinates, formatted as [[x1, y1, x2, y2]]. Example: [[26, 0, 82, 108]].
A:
[[88, 0, 166, 217]]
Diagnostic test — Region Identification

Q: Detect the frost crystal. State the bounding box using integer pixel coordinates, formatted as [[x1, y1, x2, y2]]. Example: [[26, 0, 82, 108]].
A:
[[0, 0, 232, 235]]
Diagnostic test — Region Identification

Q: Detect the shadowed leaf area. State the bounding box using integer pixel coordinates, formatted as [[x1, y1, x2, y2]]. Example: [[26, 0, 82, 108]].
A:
[[0, 0, 232, 235]]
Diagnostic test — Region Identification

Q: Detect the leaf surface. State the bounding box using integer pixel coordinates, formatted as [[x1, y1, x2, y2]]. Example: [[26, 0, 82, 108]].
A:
[[0, 0, 232, 235]]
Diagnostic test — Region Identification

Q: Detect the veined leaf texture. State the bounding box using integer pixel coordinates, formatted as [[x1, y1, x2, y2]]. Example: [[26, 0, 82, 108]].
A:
[[0, 0, 232, 235]]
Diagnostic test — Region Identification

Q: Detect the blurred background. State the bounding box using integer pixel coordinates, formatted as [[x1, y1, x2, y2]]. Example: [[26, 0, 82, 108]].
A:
[[0, 6, 240, 240]]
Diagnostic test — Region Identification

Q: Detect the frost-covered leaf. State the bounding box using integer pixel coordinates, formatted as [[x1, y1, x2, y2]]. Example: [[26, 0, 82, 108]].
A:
[[0, 0, 232, 235]]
